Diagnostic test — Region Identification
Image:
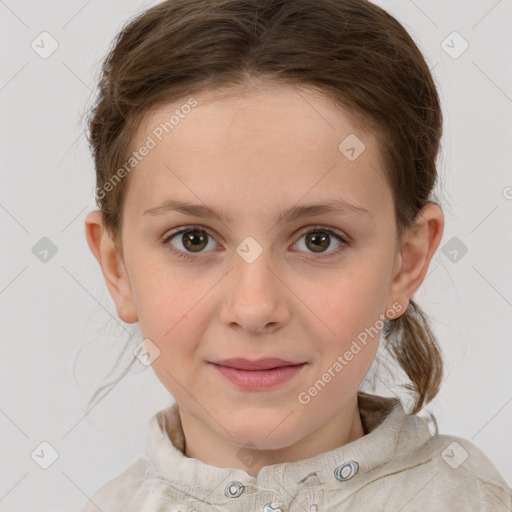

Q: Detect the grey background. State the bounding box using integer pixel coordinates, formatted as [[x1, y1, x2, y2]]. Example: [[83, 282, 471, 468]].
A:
[[1, 0, 511, 510]]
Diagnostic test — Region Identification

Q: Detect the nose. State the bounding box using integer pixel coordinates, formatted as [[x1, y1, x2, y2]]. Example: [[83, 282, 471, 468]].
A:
[[219, 243, 290, 334]]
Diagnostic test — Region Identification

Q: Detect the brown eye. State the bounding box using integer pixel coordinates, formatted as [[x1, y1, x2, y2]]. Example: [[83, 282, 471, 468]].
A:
[[305, 231, 331, 253], [181, 229, 209, 252], [164, 226, 217, 257], [294, 226, 348, 257], [163, 224, 349, 261]]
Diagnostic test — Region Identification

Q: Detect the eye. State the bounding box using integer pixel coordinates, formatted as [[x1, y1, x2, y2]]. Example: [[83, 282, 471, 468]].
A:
[[292, 226, 348, 257], [162, 225, 218, 260], [161, 225, 349, 260]]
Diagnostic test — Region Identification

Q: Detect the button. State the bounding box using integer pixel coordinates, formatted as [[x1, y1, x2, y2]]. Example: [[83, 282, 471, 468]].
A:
[[310, 506, 319, 512], [224, 480, 244, 498], [262, 502, 284, 512], [333, 460, 359, 481]]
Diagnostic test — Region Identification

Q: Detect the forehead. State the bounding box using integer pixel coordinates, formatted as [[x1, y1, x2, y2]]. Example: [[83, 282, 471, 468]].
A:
[[135, 82, 372, 153], [125, 83, 391, 221]]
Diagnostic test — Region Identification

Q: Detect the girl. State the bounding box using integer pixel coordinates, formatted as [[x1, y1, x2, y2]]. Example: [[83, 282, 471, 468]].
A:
[[81, 0, 511, 510]]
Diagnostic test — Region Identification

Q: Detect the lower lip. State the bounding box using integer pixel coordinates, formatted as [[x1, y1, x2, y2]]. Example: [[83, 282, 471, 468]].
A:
[[209, 363, 306, 390]]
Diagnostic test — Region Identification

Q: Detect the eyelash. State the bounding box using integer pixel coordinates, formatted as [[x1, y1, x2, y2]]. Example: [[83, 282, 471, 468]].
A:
[[161, 224, 350, 261]]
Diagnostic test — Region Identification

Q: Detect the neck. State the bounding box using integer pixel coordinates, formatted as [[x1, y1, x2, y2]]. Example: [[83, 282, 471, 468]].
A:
[[180, 395, 365, 476]]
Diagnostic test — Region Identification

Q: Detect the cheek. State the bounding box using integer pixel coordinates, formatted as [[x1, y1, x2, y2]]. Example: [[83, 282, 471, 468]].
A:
[[293, 266, 388, 386], [127, 247, 192, 332], [295, 264, 388, 333], [132, 264, 191, 346], [131, 262, 211, 362]]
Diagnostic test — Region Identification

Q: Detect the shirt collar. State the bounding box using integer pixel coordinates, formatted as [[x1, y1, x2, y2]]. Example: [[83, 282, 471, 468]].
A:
[[145, 392, 432, 504]]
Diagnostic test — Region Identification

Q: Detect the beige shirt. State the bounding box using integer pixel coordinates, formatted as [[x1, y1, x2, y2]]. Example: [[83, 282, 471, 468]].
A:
[[80, 392, 512, 511]]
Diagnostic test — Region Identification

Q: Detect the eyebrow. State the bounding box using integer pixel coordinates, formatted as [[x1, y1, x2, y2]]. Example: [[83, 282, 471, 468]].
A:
[[143, 197, 372, 225]]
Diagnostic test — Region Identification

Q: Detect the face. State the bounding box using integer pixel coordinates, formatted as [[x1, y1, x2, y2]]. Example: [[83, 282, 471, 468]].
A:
[[100, 83, 415, 457]]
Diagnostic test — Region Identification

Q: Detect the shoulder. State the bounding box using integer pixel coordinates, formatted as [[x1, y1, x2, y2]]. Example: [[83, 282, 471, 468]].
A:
[[79, 456, 157, 512], [402, 432, 512, 510]]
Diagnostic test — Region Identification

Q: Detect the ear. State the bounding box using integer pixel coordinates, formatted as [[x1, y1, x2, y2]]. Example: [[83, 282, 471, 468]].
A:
[[386, 203, 444, 318], [84, 210, 138, 324]]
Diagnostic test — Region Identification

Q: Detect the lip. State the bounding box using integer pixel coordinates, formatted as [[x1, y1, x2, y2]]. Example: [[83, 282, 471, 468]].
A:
[[209, 358, 302, 370], [208, 359, 306, 390]]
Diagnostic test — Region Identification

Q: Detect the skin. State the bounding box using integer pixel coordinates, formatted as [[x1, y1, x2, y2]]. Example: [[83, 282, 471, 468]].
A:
[[85, 81, 444, 476]]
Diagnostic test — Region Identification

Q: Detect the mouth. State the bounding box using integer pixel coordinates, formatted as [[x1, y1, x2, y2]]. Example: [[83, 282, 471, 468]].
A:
[[208, 360, 306, 390], [209, 357, 304, 371]]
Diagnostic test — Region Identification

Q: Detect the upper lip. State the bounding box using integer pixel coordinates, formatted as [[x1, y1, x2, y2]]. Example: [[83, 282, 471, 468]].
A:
[[210, 358, 304, 370]]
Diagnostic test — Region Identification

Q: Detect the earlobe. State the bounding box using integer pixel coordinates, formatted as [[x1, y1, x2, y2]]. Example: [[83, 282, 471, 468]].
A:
[[386, 203, 444, 317], [84, 210, 138, 324]]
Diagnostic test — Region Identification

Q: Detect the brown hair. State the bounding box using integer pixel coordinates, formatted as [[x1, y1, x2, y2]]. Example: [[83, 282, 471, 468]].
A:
[[83, 0, 444, 416]]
